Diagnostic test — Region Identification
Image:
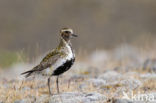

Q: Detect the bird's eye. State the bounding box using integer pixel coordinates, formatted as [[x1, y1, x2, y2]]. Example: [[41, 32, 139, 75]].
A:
[[65, 31, 70, 34]]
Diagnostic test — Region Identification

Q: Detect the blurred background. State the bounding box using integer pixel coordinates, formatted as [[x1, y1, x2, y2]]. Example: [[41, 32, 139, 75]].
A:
[[0, 0, 156, 68], [1, 1, 156, 102]]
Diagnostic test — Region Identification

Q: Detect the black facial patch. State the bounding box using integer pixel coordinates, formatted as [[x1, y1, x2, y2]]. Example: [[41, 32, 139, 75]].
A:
[[52, 58, 75, 76]]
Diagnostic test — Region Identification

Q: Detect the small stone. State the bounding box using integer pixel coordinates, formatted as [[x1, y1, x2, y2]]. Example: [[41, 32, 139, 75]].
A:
[[120, 78, 142, 90], [49, 92, 84, 103], [36, 95, 49, 103], [87, 78, 106, 87], [14, 99, 29, 103], [140, 73, 156, 79], [22, 87, 31, 91], [79, 83, 88, 90], [84, 92, 107, 102], [36, 92, 107, 103], [98, 71, 123, 83], [112, 99, 133, 103]]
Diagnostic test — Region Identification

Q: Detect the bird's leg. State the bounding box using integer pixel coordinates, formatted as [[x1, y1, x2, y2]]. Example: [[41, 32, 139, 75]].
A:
[[56, 76, 59, 94], [48, 77, 52, 95]]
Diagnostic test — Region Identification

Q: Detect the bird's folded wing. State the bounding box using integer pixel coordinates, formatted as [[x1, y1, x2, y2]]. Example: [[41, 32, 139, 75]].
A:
[[35, 50, 62, 71]]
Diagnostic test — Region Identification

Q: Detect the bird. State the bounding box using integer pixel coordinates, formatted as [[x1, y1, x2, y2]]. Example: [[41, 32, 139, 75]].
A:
[[21, 28, 78, 95]]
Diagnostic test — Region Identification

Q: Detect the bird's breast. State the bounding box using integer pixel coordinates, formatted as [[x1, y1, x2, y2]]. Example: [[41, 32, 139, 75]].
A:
[[63, 44, 74, 60], [52, 57, 75, 75]]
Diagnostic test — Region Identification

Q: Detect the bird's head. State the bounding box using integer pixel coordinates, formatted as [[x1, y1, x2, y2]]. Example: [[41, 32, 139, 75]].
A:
[[60, 28, 78, 41]]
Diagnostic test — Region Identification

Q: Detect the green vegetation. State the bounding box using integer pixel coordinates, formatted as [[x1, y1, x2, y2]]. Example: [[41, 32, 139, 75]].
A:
[[0, 50, 26, 68]]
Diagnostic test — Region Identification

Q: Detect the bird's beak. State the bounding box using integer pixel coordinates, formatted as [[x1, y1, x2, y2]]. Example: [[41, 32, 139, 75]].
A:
[[72, 34, 78, 37]]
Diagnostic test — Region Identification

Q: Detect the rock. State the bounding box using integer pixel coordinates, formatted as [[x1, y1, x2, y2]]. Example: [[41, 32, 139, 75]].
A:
[[14, 97, 36, 103], [83, 92, 107, 102], [140, 73, 156, 80], [79, 83, 88, 90], [144, 92, 156, 103], [124, 72, 139, 77], [113, 92, 156, 103], [36, 92, 106, 103], [36, 92, 84, 103], [14, 99, 29, 103], [22, 87, 31, 91], [112, 99, 146, 103], [68, 74, 85, 81], [87, 78, 106, 87], [35, 95, 50, 103], [98, 71, 123, 83], [49, 92, 84, 103], [120, 78, 142, 90], [112, 99, 133, 103]]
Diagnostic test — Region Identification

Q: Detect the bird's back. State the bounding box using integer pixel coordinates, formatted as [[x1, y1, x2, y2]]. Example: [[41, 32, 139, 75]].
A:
[[40, 42, 75, 76], [21, 40, 75, 77], [21, 28, 77, 78]]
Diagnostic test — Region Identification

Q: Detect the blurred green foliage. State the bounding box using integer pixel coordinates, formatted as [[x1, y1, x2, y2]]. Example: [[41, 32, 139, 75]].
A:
[[0, 50, 26, 68]]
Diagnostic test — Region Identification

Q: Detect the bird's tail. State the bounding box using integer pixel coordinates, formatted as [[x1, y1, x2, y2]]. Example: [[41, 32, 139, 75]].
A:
[[21, 65, 40, 78]]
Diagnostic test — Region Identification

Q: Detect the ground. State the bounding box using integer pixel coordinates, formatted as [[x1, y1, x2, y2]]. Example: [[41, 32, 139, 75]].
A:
[[0, 44, 156, 103]]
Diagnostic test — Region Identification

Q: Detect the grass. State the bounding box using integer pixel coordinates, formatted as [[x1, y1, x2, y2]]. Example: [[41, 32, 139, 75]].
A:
[[0, 50, 26, 68], [0, 71, 155, 103], [0, 44, 156, 102]]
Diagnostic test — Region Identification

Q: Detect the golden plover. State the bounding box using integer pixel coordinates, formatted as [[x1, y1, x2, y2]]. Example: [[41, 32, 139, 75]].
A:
[[21, 28, 78, 95]]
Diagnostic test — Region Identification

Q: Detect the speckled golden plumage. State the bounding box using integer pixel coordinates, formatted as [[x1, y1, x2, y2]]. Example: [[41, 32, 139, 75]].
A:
[[42, 49, 60, 62], [21, 28, 78, 95]]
